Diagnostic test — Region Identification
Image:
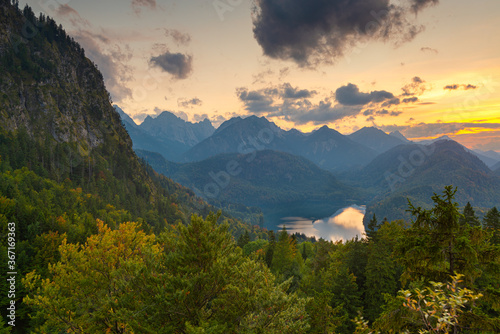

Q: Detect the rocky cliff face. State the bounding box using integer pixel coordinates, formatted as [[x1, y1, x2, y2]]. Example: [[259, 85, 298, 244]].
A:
[[0, 1, 129, 154]]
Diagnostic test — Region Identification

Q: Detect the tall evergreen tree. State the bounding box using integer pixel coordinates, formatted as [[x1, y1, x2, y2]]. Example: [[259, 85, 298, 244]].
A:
[[265, 229, 276, 268], [483, 206, 500, 245], [365, 213, 379, 241], [459, 202, 480, 227], [237, 229, 250, 248]]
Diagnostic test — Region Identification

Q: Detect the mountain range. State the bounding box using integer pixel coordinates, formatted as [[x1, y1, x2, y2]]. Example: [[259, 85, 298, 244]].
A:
[[119, 107, 500, 173], [117, 107, 500, 230], [116, 106, 214, 162]]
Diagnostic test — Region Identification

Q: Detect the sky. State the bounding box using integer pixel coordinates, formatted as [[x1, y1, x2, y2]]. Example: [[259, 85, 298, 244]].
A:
[[20, 0, 500, 151]]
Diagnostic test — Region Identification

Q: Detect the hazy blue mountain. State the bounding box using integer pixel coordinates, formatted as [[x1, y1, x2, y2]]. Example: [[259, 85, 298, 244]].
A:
[[139, 149, 368, 222], [469, 150, 500, 168], [473, 149, 500, 161], [348, 126, 407, 153], [298, 125, 378, 170], [115, 106, 191, 162], [182, 115, 285, 162], [115, 107, 215, 162], [359, 140, 500, 224], [471, 149, 500, 168], [415, 135, 453, 145], [412, 136, 499, 168], [140, 111, 215, 147], [493, 161, 500, 177], [114, 105, 139, 129], [389, 130, 411, 142], [183, 116, 377, 171]]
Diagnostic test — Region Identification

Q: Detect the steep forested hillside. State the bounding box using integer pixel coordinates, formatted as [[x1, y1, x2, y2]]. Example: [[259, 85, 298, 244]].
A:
[[0, 2, 262, 331], [138, 149, 368, 221]]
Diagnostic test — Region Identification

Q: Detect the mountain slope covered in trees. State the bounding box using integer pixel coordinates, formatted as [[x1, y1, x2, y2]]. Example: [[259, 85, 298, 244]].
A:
[[0, 2, 263, 330], [138, 149, 368, 222], [358, 140, 500, 223]]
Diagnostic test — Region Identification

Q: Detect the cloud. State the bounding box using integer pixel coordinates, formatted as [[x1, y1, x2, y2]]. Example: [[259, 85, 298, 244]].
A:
[[165, 29, 191, 46], [382, 98, 401, 107], [236, 79, 416, 126], [402, 97, 419, 103], [237, 81, 409, 125], [410, 0, 439, 12], [335, 83, 394, 106], [252, 0, 439, 66], [401, 76, 428, 96], [363, 109, 402, 117], [380, 122, 500, 140], [237, 83, 317, 113], [72, 30, 134, 101], [150, 51, 193, 79], [444, 84, 478, 90], [56, 4, 90, 28], [252, 68, 275, 85], [54, 4, 135, 102], [282, 83, 317, 99], [237, 87, 277, 114], [132, 0, 156, 15], [178, 97, 203, 108], [282, 99, 362, 125], [421, 46, 438, 54]]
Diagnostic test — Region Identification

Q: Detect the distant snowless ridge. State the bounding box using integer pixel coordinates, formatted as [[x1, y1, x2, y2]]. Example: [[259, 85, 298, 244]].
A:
[[116, 106, 500, 154]]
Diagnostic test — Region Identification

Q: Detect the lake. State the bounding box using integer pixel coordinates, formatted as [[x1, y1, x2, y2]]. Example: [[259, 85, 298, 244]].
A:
[[276, 205, 366, 242]]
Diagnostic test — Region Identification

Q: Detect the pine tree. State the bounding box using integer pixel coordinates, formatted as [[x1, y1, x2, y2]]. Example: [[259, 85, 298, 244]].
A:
[[237, 229, 250, 248], [301, 242, 308, 261], [265, 230, 276, 268], [459, 202, 480, 227], [272, 225, 295, 275], [365, 213, 379, 241], [397, 186, 487, 284], [483, 206, 500, 245]]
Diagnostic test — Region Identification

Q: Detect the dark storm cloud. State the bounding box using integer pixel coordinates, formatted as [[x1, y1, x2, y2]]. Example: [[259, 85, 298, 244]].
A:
[[252, 0, 439, 66], [444, 84, 478, 90], [178, 98, 202, 108], [335, 83, 394, 106], [132, 0, 156, 15], [150, 51, 193, 79]]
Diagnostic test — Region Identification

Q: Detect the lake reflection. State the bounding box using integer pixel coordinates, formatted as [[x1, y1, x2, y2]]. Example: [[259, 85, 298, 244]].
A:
[[277, 205, 366, 242]]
